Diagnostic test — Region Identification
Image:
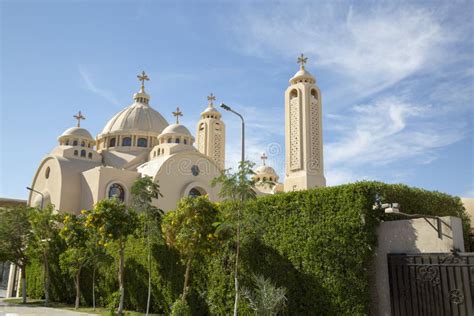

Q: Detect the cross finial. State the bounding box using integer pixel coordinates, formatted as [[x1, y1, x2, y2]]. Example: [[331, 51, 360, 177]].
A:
[[207, 93, 216, 107], [297, 53, 308, 69], [172, 107, 183, 124], [73, 111, 86, 127], [137, 71, 149, 91], [260, 152, 268, 166]]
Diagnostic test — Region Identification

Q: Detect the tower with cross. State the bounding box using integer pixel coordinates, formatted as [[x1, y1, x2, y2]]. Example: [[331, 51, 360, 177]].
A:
[[284, 54, 326, 192], [196, 93, 226, 170]]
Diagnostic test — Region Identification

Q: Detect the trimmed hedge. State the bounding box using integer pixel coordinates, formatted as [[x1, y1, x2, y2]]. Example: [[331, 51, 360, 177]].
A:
[[25, 181, 469, 315]]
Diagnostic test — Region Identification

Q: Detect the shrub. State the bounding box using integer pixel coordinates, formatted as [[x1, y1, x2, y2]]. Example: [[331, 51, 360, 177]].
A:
[[170, 298, 191, 316]]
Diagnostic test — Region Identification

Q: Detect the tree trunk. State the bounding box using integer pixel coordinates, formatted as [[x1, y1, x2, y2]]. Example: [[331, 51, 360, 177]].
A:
[[74, 266, 82, 309], [146, 229, 151, 316], [92, 265, 96, 311], [233, 204, 242, 316], [117, 241, 125, 316], [182, 257, 192, 301], [43, 251, 50, 306], [20, 265, 27, 304]]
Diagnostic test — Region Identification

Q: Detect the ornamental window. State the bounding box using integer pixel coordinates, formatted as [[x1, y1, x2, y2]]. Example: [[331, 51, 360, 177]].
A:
[[80, 150, 86, 157], [108, 183, 125, 202], [109, 138, 116, 147], [137, 138, 147, 147], [122, 137, 132, 146]]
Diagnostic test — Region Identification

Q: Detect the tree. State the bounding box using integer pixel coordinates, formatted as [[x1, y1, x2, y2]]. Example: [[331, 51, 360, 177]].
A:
[[211, 160, 257, 315], [241, 274, 287, 316], [162, 196, 218, 303], [85, 198, 139, 316], [131, 176, 164, 316], [29, 204, 61, 306], [59, 213, 90, 309], [0, 206, 33, 303]]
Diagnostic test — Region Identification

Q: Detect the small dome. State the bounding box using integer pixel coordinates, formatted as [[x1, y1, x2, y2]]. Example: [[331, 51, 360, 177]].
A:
[[255, 165, 277, 175], [201, 106, 221, 116], [60, 127, 93, 140], [161, 123, 192, 136], [100, 102, 168, 136], [290, 67, 316, 85]]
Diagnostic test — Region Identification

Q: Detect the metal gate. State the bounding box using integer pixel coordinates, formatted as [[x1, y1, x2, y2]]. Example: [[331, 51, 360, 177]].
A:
[[388, 253, 474, 316]]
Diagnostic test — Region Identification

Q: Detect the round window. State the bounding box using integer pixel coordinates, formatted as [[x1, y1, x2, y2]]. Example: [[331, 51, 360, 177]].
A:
[[108, 183, 125, 202]]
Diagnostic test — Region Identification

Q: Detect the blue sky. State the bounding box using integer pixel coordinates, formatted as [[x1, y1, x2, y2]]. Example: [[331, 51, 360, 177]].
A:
[[1, 0, 473, 200]]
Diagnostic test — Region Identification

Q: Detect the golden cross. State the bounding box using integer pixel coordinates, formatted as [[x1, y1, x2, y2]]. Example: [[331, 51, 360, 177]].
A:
[[172, 107, 183, 124], [260, 152, 268, 166], [207, 93, 216, 106], [73, 111, 86, 127], [137, 71, 149, 91], [297, 53, 308, 68]]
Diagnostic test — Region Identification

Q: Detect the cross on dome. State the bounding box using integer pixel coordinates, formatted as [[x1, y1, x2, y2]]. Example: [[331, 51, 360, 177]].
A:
[[172, 107, 183, 124], [73, 111, 86, 127], [261, 152, 268, 166], [297, 53, 308, 69], [137, 71, 149, 91], [207, 93, 216, 107]]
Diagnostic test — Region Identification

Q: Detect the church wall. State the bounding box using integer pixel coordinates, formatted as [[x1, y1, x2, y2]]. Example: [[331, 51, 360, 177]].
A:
[[28, 156, 61, 209]]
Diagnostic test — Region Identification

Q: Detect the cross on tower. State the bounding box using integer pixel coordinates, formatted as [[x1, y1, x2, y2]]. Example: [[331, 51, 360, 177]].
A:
[[207, 93, 216, 106], [261, 152, 268, 166], [297, 53, 308, 68], [73, 111, 86, 127], [172, 107, 183, 124], [137, 71, 149, 91]]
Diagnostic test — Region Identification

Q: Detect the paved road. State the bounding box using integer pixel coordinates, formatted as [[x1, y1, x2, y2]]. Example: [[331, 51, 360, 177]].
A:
[[0, 299, 96, 316]]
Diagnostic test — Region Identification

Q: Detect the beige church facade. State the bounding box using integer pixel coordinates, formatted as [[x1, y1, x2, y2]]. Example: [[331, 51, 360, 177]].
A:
[[27, 56, 326, 214]]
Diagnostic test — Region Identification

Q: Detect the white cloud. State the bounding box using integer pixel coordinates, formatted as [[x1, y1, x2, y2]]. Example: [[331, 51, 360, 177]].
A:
[[78, 65, 120, 106], [326, 97, 465, 168]]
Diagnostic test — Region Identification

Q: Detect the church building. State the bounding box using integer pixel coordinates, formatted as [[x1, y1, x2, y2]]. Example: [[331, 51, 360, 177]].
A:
[[27, 55, 325, 213]]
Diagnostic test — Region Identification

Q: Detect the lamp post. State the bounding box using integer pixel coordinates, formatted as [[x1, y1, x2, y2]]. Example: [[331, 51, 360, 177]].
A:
[[26, 187, 44, 210], [220, 103, 245, 316]]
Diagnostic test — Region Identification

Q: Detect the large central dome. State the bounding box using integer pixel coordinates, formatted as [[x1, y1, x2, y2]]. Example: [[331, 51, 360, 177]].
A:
[[101, 102, 168, 135]]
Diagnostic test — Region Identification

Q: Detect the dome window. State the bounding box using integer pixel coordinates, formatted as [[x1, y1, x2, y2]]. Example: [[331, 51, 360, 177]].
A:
[[88, 152, 92, 159], [108, 183, 125, 202], [73, 140, 78, 146], [81, 141, 85, 147], [263, 177, 267, 181], [45, 167, 50, 179], [184, 139, 187, 145], [65, 140, 69, 146], [88, 143, 91, 148], [74, 150, 78, 156], [175, 138, 180, 144], [137, 138, 148, 148], [109, 138, 116, 147], [80, 150, 86, 157], [167, 138, 172, 143], [122, 137, 132, 146]]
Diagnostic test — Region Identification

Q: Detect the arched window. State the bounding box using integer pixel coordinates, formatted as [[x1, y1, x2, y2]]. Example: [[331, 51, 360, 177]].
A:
[[65, 140, 69, 146], [290, 89, 298, 100], [189, 188, 203, 198], [311, 89, 318, 100], [88, 143, 91, 148], [45, 167, 50, 179], [80, 150, 86, 157], [81, 141, 85, 147], [73, 140, 78, 146], [167, 138, 172, 143], [74, 150, 78, 156], [184, 139, 187, 145], [161, 148, 164, 154], [109, 138, 116, 147], [263, 177, 267, 182], [108, 183, 125, 202], [137, 138, 147, 147], [175, 138, 180, 143], [88, 152, 92, 159], [199, 123, 205, 131], [122, 137, 132, 146]]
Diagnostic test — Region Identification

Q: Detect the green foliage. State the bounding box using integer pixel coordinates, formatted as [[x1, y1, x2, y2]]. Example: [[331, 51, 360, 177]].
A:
[[0, 205, 32, 267], [211, 160, 257, 201], [241, 274, 287, 316], [23, 182, 469, 315], [170, 298, 191, 316]]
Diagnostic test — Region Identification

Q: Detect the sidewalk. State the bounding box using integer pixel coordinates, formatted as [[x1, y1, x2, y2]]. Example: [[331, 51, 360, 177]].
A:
[[0, 299, 97, 316]]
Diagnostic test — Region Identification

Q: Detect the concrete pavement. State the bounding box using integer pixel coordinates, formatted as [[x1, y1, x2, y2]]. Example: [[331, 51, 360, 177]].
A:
[[0, 299, 97, 316]]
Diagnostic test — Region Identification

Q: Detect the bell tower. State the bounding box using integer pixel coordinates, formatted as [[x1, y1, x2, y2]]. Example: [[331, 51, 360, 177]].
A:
[[284, 54, 326, 192], [196, 93, 226, 170]]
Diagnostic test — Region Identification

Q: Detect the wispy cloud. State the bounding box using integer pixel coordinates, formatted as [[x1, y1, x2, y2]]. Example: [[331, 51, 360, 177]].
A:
[[78, 65, 120, 106]]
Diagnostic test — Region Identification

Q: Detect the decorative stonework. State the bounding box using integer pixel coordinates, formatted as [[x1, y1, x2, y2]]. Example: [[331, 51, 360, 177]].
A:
[[213, 133, 223, 167], [198, 129, 206, 153], [309, 95, 321, 172], [289, 97, 301, 170]]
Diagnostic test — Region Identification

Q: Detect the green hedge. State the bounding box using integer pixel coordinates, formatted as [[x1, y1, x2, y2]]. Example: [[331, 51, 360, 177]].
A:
[[26, 181, 469, 315]]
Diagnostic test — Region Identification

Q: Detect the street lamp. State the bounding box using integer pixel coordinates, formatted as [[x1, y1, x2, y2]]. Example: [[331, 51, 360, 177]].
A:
[[220, 102, 245, 316], [220, 103, 244, 164], [26, 187, 44, 210]]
